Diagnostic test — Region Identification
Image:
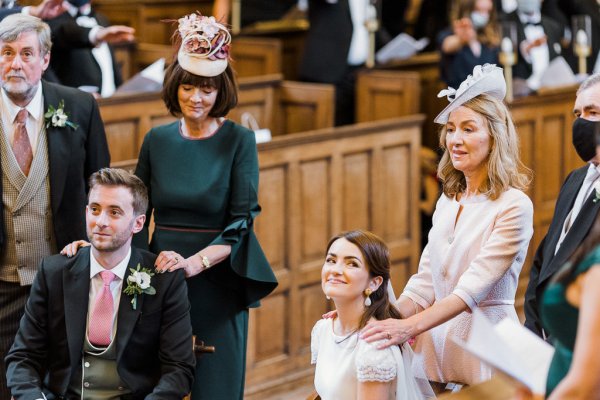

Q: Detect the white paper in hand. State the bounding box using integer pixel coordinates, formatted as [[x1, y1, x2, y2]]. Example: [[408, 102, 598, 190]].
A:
[[539, 56, 577, 89], [453, 309, 554, 395], [376, 33, 429, 64]]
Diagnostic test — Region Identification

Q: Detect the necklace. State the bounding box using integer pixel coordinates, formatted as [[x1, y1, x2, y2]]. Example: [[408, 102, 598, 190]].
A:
[[334, 329, 358, 344]]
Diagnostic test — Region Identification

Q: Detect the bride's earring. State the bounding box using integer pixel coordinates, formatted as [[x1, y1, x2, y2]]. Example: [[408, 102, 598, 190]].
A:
[[364, 288, 372, 307]]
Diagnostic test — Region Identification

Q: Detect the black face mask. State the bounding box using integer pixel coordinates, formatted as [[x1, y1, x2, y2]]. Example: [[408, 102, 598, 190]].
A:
[[572, 118, 600, 162]]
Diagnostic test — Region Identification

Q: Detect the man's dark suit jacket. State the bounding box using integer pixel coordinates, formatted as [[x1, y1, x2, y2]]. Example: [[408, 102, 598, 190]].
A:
[[0, 6, 22, 21], [502, 11, 563, 82], [298, 0, 407, 84], [46, 11, 123, 92], [6, 246, 195, 399], [524, 165, 600, 336], [0, 80, 110, 251]]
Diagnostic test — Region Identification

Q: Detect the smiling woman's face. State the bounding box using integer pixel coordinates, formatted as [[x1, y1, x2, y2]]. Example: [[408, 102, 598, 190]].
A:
[[444, 105, 491, 178], [321, 238, 371, 302]]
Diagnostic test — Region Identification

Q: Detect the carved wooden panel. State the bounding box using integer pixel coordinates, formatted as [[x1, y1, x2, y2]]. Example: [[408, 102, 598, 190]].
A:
[[356, 70, 421, 123]]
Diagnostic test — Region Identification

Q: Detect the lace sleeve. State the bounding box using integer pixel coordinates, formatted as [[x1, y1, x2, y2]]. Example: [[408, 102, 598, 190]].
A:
[[310, 319, 326, 365], [355, 339, 397, 382]]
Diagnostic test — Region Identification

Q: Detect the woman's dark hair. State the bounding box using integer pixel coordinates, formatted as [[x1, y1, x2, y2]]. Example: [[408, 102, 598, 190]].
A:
[[162, 60, 238, 118], [325, 230, 403, 330], [555, 211, 600, 285]]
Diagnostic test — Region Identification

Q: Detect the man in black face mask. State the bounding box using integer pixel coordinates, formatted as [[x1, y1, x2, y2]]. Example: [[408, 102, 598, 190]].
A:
[[524, 73, 600, 339]]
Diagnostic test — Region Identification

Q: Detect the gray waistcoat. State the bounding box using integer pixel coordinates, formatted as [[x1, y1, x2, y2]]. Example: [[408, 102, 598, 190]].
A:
[[0, 122, 56, 285], [69, 334, 132, 399]]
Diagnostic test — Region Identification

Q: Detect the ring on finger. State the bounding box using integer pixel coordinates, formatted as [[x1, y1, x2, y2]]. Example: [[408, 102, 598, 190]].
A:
[[174, 256, 179, 264], [386, 332, 391, 340]]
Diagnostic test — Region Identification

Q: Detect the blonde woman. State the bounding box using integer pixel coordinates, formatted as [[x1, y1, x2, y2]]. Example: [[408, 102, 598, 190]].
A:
[[361, 64, 533, 392]]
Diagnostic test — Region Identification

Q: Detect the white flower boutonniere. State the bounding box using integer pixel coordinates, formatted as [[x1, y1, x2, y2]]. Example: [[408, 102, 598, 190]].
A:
[[44, 100, 78, 129], [124, 264, 156, 310], [593, 181, 600, 203]]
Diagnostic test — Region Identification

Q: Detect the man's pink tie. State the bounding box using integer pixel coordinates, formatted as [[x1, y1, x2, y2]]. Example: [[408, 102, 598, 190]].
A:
[[12, 109, 33, 176], [89, 270, 116, 347]]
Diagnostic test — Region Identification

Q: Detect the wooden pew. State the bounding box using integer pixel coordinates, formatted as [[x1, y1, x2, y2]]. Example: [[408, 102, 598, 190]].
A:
[[378, 52, 447, 149], [356, 69, 421, 123], [99, 74, 334, 162], [112, 115, 424, 399]]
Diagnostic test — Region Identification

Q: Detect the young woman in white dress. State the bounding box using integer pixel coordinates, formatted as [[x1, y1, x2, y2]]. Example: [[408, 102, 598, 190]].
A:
[[311, 230, 431, 400]]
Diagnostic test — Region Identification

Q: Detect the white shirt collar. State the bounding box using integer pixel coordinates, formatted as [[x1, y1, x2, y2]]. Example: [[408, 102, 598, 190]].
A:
[[518, 10, 542, 25], [1, 83, 43, 122], [89, 248, 131, 281]]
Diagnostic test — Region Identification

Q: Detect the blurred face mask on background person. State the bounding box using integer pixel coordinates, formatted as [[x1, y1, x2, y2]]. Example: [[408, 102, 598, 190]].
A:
[[470, 11, 490, 29], [516, 0, 541, 14]]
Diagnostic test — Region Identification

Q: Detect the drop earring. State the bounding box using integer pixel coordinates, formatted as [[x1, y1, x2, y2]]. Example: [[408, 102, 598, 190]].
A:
[[364, 288, 372, 307]]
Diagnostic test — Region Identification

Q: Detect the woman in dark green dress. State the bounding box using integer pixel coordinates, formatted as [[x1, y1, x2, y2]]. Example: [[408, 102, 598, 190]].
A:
[[136, 14, 277, 399], [541, 210, 600, 399]]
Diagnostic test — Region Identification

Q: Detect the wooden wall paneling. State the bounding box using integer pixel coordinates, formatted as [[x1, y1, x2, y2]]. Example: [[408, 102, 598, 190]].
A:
[[232, 75, 281, 133], [278, 81, 335, 135], [99, 93, 171, 162], [231, 37, 283, 77], [134, 43, 174, 74], [355, 70, 421, 123]]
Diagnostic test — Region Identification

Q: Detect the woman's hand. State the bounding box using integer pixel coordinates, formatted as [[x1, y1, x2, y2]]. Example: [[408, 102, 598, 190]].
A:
[[360, 318, 415, 349], [60, 240, 90, 257], [155, 250, 186, 273]]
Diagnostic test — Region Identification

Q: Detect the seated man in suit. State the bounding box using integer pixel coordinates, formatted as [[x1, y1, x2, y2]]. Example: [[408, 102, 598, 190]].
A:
[[6, 168, 195, 399], [524, 73, 600, 339]]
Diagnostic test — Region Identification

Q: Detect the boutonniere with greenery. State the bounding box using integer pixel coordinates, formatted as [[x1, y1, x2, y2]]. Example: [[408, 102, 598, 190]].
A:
[[594, 181, 600, 203], [124, 264, 156, 310], [44, 100, 78, 129]]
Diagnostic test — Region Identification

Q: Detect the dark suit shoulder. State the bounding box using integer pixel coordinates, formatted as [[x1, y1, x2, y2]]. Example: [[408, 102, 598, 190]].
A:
[[42, 80, 95, 103]]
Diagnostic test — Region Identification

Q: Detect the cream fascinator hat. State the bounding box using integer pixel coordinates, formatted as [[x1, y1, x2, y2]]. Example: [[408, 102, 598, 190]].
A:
[[177, 13, 232, 77], [434, 64, 507, 124]]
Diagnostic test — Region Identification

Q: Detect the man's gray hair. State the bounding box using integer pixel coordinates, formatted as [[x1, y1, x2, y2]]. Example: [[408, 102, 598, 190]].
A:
[[0, 14, 52, 55], [578, 72, 600, 95]]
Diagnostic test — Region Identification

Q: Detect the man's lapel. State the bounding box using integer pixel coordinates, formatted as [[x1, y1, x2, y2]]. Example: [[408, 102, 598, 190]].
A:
[[540, 191, 600, 284], [63, 247, 91, 368], [115, 247, 144, 362], [42, 81, 71, 214], [541, 167, 588, 266]]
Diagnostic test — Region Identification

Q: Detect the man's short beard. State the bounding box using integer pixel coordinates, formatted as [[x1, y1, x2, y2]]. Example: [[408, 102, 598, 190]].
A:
[[2, 81, 37, 105]]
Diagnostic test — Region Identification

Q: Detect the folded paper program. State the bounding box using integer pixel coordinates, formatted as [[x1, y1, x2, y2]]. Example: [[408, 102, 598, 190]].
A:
[[375, 33, 429, 64]]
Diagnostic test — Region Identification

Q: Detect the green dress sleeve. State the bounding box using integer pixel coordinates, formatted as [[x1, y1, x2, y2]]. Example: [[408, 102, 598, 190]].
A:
[[208, 127, 277, 307]]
